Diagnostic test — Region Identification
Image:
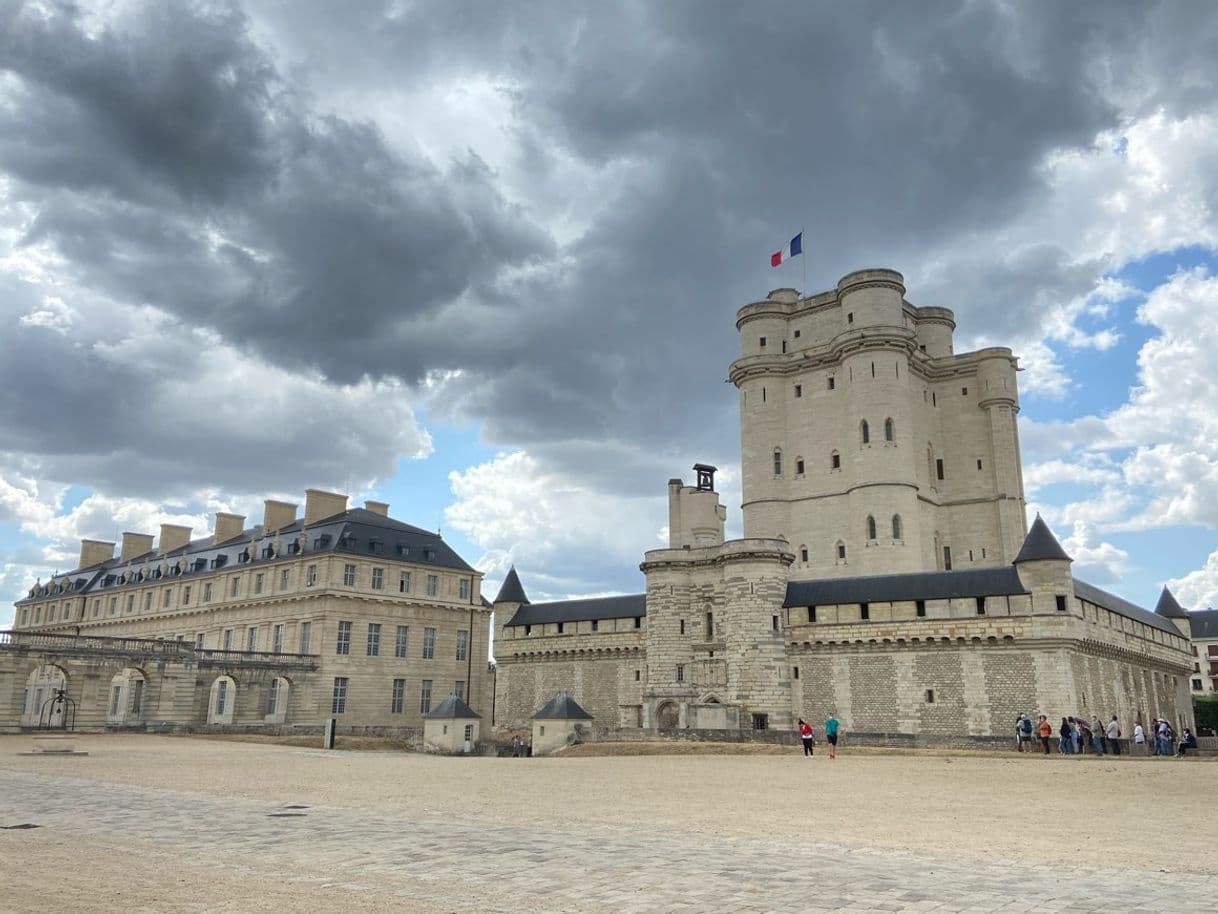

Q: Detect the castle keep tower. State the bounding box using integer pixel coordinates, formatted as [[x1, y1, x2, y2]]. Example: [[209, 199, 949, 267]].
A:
[[729, 268, 1027, 578]]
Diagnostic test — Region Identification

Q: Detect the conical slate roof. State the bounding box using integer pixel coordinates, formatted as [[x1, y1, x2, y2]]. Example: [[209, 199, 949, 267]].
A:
[[1013, 516, 1072, 564], [424, 694, 481, 719], [1154, 587, 1188, 620], [494, 566, 530, 605], [532, 691, 593, 721]]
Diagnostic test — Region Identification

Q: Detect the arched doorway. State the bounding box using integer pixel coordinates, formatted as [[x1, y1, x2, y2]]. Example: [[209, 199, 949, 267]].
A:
[[655, 701, 679, 732], [107, 668, 148, 726], [21, 665, 68, 728], [208, 675, 237, 725]]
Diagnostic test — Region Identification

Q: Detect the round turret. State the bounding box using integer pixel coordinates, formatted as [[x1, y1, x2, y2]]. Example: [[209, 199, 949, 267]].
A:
[[976, 349, 1019, 408], [836, 269, 906, 330], [913, 306, 956, 358]]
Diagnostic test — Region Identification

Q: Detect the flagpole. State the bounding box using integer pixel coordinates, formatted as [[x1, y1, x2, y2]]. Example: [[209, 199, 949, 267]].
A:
[[801, 224, 806, 299]]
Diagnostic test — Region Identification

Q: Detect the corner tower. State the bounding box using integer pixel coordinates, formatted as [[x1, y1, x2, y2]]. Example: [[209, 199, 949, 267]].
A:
[[729, 268, 1027, 579]]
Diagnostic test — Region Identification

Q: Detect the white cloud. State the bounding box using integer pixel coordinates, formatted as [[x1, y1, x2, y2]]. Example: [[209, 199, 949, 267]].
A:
[[1167, 550, 1218, 611], [1059, 521, 1129, 587]]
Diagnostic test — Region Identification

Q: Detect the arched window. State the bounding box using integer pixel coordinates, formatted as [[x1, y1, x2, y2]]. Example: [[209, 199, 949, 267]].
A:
[[866, 515, 877, 540], [773, 449, 782, 476], [892, 514, 902, 539], [884, 418, 895, 442], [830, 450, 841, 470], [860, 420, 870, 445], [795, 456, 805, 475]]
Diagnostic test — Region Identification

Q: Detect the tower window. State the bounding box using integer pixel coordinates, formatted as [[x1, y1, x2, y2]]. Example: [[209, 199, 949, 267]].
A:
[[831, 451, 841, 470], [795, 458, 805, 475], [860, 602, 870, 621], [1055, 595, 1068, 613], [915, 600, 926, 618], [871, 361, 875, 378], [847, 312, 854, 324], [827, 376, 836, 390], [773, 450, 782, 475], [977, 459, 983, 470], [962, 386, 968, 395], [759, 336, 767, 348], [943, 546, 952, 571], [772, 615, 780, 632], [932, 392, 937, 406], [976, 596, 986, 615], [861, 420, 870, 445], [892, 514, 902, 539], [884, 418, 895, 442], [800, 546, 809, 563], [936, 458, 945, 480], [794, 329, 801, 338], [794, 384, 802, 398], [866, 515, 877, 540], [679, 619, 685, 635], [782, 340, 787, 353], [808, 606, 817, 623], [793, 666, 800, 679], [836, 542, 846, 561], [925, 689, 935, 703]]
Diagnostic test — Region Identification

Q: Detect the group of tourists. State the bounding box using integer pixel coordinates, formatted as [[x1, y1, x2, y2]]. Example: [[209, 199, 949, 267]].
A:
[[1016, 712, 1199, 757], [797, 716, 840, 758]]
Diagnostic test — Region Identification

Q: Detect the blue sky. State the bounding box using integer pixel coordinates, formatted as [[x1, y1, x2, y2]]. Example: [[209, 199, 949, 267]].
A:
[[3, 1, 1218, 625]]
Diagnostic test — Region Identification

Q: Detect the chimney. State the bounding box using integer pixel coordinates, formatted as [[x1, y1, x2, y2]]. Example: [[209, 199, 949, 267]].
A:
[[304, 489, 349, 525], [364, 500, 389, 517], [120, 532, 155, 563], [78, 539, 115, 569], [158, 524, 192, 555], [213, 512, 246, 544], [263, 500, 298, 533]]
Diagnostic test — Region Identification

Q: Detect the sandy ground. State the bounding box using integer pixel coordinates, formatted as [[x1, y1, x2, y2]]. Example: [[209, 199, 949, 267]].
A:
[[1, 734, 1215, 913]]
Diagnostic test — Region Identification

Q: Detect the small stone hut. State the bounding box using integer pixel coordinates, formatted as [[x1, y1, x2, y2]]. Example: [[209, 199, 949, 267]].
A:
[[531, 691, 593, 756], [423, 694, 481, 754]]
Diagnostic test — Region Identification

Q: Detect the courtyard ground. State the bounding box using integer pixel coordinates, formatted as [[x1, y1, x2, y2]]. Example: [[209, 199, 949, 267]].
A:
[[0, 734, 1214, 912]]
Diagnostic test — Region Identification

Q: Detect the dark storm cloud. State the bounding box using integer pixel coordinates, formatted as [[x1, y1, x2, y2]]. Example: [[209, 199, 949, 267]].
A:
[[2, 0, 1215, 501]]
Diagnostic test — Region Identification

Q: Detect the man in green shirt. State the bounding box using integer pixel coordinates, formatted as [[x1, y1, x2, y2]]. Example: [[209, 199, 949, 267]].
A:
[[824, 714, 840, 759]]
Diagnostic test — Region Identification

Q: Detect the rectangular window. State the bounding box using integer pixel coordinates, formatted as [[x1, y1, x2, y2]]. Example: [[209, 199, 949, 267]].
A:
[[976, 596, 986, 615], [420, 679, 433, 714], [267, 679, 280, 715], [808, 605, 816, 623], [343, 564, 356, 586], [557, 622, 565, 634], [773, 451, 782, 475], [426, 574, 438, 596], [202, 583, 213, 603], [936, 458, 945, 480], [634, 616, 642, 629], [306, 564, 317, 587], [331, 677, 348, 714], [827, 376, 836, 390], [1193, 679, 1203, 690], [916, 600, 926, 618], [394, 625, 408, 658], [454, 680, 465, 701], [247, 626, 257, 652], [371, 567, 384, 590], [463, 724, 474, 742], [860, 602, 870, 621], [215, 680, 227, 716], [679, 619, 685, 635], [299, 621, 312, 654], [195, 632, 205, 649], [943, 546, 952, 571], [1055, 594, 1068, 612], [676, 664, 685, 683], [161, 588, 172, 608], [758, 335, 767, 348], [793, 666, 800, 679], [391, 678, 405, 714], [126, 595, 134, 613], [280, 568, 290, 589], [223, 629, 233, 651], [254, 573, 264, 595], [272, 624, 284, 653], [925, 689, 935, 703], [399, 571, 411, 593], [796, 458, 805, 475], [456, 630, 468, 661], [142, 592, 152, 612], [635, 670, 641, 681], [591, 619, 599, 632], [423, 627, 435, 659], [524, 625, 532, 636], [771, 614, 780, 631], [367, 623, 381, 656], [794, 384, 802, 398], [831, 453, 841, 469], [336, 620, 352, 655], [459, 578, 470, 600]]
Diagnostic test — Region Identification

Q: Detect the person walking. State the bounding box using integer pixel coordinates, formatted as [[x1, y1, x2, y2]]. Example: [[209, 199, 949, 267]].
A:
[[1090, 716, 1106, 756], [1068, 716, 1082, 754], [1059, 717, 1073, 755], [1037, 715, 1052, 754], [1133, 720, 1146, 756], [1017, 714, 1033, 752], [1156, 718, 1170, 757], [798, 718, 814, 756], [825, 713, 840, 759], [1105, 715, 1121, 756]]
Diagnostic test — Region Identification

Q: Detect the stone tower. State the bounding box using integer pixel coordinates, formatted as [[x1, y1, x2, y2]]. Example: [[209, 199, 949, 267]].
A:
[[729, 268, 1027, 578]]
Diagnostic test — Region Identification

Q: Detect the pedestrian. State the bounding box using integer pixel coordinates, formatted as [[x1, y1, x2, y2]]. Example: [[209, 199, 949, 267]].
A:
[[1177, 728, 1198, 756], [798, 718, 814, 756], [1068, 716, 1081, 754], [824, 713, 840, 759], [1059, 717, 1073, 755], [1037, 715, 1052, 754], [1090, 716, 1106, 756], [1133, 720, 1145, 755], [1017, 714, 1033, 752], [1106, 715, 1121, 756], [1156, 718, 1169, 757]]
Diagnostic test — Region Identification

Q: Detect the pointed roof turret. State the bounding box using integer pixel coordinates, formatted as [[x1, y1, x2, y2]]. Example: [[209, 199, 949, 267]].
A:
[[424, 694, 481, 719], [494, 566, 530, 605], [532, 691, 593, 721], [1013, 516, 1072, 564], [1154, 587, 1188, 620]]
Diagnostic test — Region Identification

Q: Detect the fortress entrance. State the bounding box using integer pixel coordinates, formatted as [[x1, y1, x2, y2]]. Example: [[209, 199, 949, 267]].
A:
[[655, 701, 679, 731]]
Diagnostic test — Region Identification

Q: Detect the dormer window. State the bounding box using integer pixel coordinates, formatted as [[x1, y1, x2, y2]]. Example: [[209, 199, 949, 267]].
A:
[[238, 549, 250, 564], [262, 545, 275, 559], [369, 539, 383, 555], [423, 548, 436, 561], [396, 544, 410, 557], [287, 541, 301, 555]]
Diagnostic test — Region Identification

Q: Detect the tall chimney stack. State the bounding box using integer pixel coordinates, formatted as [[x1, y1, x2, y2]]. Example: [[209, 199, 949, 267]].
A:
[[304, 489, 349, 526], [78, 539, 115, 569], [158, 524, 192, 555], [213, 512, 246, 544], [120, 532, 155, 563], [263, 500, 297, 533], [364, 500, 389, 517]]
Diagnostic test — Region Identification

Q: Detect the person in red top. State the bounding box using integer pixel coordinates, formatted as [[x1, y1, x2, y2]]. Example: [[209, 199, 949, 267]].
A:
[[1037, 715, 1053, 754], [798, 718, 814, 756]]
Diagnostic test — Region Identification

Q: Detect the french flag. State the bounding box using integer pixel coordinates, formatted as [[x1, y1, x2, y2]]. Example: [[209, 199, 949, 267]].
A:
[[770, 232, 802, 267]]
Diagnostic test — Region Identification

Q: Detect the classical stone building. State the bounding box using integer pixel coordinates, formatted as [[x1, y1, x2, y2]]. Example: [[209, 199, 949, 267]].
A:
[[492, 269, 1196, 744], [4, 490, 491, 734]]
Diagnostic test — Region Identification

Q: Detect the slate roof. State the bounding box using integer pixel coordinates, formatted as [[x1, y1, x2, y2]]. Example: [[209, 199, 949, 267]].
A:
[[532, 691, 593, 720], [20, 506, 476, 603], [505, 594, 646, 627], [494, 567, 530, 605], [1154, 588, 1188, 619], [424, 694, 481, 719], [1063, 579, 1180, 636], [1188, 608, 1218, 640], [1013, 516, 1072, 563], [784, 567, 1029, 607]]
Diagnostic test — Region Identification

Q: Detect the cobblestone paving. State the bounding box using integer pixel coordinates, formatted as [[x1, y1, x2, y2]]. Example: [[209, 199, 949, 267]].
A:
[[2, 769, 1212, 913]]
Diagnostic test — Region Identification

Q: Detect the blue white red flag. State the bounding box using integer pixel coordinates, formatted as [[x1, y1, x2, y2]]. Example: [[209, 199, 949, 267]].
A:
[[771, 232, 802, 267]]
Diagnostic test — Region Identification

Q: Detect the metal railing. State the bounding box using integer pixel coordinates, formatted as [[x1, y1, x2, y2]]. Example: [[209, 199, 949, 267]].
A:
[[0, 630, 317, 668]]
